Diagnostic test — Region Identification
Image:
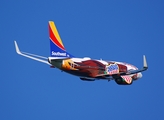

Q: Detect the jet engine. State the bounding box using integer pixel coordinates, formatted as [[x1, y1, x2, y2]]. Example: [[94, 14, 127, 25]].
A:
[[115, 76, 133, 85]]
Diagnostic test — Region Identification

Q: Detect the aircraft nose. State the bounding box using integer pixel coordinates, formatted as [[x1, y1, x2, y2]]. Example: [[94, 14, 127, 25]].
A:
[[137, 73, 142, 79]]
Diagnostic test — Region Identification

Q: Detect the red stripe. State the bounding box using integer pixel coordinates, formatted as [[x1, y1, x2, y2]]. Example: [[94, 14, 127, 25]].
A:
[[122, 76, 132, 83], [49, 25, 65, 50]]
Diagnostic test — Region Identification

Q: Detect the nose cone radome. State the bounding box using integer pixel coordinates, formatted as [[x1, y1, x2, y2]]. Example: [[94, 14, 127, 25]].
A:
[[137, 73, 142, 79]]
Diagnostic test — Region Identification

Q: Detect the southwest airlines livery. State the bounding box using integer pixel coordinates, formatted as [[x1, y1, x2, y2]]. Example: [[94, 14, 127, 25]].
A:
[[14, 21, 148, 85]]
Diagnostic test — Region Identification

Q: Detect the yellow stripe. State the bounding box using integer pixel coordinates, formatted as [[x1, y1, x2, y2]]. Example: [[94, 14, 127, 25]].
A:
[[49, 21, 64, 47]]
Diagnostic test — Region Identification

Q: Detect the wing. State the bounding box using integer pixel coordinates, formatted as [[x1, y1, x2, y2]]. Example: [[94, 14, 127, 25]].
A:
[[96, 55, 148, 77], [14, 41, 51, 65]]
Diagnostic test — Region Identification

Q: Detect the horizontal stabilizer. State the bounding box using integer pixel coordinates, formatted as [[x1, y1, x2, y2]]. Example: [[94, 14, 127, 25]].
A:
[[14, 41, 50, 65]]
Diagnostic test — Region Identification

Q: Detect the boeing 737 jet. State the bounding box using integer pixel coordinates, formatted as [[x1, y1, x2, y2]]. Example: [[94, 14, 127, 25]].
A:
[[14, 21, 148, 85]]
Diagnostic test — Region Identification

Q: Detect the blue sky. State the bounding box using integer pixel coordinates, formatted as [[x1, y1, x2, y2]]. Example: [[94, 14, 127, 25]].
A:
[[1, 0, 164, 119]]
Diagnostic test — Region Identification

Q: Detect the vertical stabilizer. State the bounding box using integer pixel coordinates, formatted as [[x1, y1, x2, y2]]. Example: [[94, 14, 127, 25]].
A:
[[49, 21, 73, 58]]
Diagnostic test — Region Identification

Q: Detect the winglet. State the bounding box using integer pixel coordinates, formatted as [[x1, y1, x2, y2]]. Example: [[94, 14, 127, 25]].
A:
[[14, 41, 21, 54], [143, 55, 148, 70]]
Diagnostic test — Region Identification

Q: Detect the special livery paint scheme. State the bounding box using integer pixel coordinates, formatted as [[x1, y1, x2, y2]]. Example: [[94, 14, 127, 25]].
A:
[[14, 21, 148, 85]]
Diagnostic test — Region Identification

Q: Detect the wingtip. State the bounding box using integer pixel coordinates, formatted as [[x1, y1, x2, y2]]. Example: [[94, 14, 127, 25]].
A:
[[143, 55, 148, 69], [14, 41, 21, 54]]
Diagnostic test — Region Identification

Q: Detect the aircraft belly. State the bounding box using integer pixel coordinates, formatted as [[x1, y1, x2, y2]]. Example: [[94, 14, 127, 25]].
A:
[[63, 70, 91, 77]]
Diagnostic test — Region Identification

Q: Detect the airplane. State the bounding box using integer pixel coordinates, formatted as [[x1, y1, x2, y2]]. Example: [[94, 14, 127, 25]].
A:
[[14, 21, 148, 85]]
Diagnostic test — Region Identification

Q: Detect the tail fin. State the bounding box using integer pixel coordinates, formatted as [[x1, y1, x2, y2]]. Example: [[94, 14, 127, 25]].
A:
[[49, 21, 73, 58]]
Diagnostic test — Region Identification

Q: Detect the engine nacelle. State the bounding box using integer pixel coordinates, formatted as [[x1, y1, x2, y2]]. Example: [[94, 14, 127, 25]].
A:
[[115, 76, 133, 85]]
